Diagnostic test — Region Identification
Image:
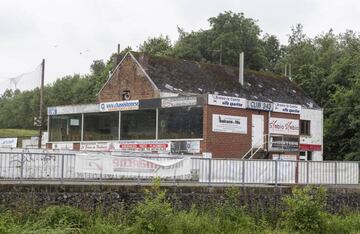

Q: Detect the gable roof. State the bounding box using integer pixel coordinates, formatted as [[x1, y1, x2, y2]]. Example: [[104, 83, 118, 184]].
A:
[[103, 52, 319, 109]]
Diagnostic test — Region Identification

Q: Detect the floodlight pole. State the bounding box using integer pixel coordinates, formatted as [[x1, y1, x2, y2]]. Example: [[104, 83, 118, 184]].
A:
[[38, 59, 45, 149]]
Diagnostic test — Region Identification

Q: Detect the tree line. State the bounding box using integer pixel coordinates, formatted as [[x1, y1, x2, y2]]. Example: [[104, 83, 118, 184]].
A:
[[1, 11, 360, 160]]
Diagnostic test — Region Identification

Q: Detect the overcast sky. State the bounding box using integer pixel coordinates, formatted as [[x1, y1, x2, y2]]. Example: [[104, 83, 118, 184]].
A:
[[1, 0, 360, 88]]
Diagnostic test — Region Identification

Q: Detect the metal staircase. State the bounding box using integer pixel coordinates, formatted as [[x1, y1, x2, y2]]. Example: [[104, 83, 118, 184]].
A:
[[241, 134, 268, 160]]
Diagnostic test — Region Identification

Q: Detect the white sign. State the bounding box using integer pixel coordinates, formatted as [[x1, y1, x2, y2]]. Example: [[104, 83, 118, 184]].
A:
[[75, 154, 113, 174], [0, 138, 17, 148], [53, 143, 74, 150], [269, 117, 299, 135], [247, 100, 273, 111], [273, 102, 301, 115], [208, 94, 246, 109], [70, 119, 80, 126], [100, 100, 139, 112], [80, 142, 116, 151], [212, 114, 247, 134], [161, 96, 197, 108]]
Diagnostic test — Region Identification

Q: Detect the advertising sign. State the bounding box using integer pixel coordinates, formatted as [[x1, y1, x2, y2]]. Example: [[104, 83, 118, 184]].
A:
[[80, 142, 115, 151], [119, 142, 171, 153], [269, 117, 299, 135], [0, 138, 17, 148], [208, 94, 246, 109], [161, 96, 197, 108], [247, 100, 273, 111], [273, 102, 301, 115], [52, 143, 74, 150], [212, 114, 247, 134], [269, 135, 299, 151], [100, 100, 139, 112], [171, 141, 201, 154]]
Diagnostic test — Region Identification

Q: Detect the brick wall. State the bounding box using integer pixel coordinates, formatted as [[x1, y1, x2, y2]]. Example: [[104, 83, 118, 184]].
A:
[[97, 55, 159, 103], [202, 105, 300, 159]]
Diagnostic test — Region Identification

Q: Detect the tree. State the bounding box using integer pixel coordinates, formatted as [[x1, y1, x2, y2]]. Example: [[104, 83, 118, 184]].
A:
[[139, 35, 172, 56]]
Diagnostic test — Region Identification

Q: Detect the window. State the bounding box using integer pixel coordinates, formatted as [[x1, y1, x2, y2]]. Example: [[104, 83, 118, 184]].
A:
[[300, 120, 311, 136], [83, 112, 119, 141], [49, 115, 82, 141], [121, 110, 156, 140], [158, 106, 203, 139]]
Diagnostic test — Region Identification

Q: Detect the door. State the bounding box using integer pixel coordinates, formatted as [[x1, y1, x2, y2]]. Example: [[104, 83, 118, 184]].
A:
[[252, 115, 264, 148]]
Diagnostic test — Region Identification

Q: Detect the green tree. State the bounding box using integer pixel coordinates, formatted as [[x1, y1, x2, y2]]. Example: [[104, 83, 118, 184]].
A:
[[139, 35, 172, 56]]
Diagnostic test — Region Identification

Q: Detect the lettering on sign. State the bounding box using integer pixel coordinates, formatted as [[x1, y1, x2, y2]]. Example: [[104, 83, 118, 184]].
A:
[[100, 100, 139, 112], [212, 114, 247, 134], [208, 94, 246, 109], [273, 102, 301, 115], [161, 96, 197, 108], [269, 117, 299, 135], [247, 100, 273, 111], [269, 135, 299, 152]]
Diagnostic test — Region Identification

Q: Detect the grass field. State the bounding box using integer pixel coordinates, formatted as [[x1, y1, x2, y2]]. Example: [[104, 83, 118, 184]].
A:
[[0, 129, 38, 138]]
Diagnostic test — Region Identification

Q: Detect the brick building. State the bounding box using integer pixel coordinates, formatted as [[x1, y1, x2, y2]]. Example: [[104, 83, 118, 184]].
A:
[[47, 52, 323, 160]]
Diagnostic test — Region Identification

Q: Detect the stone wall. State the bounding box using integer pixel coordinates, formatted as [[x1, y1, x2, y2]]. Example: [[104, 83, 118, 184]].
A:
[[0, 184, 359, 214]]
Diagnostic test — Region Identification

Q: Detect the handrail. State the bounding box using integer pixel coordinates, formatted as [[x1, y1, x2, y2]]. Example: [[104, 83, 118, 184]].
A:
[[241, 134, 268, 159]]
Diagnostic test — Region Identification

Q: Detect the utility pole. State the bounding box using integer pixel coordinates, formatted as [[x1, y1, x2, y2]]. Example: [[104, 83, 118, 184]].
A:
[[219, 44, 223, 65], [38, 59, 45, 148]]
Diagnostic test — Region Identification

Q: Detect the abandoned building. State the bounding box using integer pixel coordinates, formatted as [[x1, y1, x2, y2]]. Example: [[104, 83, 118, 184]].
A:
[[46, 52, 323, 160]]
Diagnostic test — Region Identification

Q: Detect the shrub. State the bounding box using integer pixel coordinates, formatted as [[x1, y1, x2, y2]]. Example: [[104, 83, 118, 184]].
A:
[[35, 205, 90, 230], [281, 186, 327, 233]]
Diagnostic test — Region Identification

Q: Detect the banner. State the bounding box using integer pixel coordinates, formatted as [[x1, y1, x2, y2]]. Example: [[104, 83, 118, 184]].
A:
[[273, 102, 301, 115], [75, 154, 191, 178], [161, 96, 197, 108], [269, 117, 299, 135], [0, 138, 17, 148], [100, 100, 139, 112], [212, 114, 247, 134], [208, 94, 246, 109]]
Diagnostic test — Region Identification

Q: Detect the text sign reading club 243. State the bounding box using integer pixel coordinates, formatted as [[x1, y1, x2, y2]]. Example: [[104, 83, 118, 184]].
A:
[[208, 94, 246, 109], [100, 100, 139, 112]]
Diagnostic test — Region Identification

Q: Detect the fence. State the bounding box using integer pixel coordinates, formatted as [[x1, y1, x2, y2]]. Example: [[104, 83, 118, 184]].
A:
[[0, 151, 359, 186]]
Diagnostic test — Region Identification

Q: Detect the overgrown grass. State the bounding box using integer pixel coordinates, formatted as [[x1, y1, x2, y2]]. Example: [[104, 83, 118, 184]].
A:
[[0, 128, 38, 138], [0, 184, 360, 234]]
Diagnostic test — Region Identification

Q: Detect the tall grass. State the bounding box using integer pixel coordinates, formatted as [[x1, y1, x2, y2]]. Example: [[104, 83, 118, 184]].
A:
[[0, 184, 359, 234]]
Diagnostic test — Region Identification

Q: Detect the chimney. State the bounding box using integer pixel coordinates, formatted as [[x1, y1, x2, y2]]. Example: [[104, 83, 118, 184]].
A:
[[239, 52, 244, 86]]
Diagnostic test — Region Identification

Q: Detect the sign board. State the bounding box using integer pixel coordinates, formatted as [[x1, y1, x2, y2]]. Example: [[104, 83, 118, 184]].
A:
[[269, 117, 299, 135], [212, 114, 247, 134], [47, 104, 99, 115], [272, 154, 297, 160], [119, 142, 171, 153], [0, 138, 17, 148], [269, 135, 299, 151], [161, 96, 197, 108], [208, 94, 246, 109], [80, 142, 116, 151], [171, 141, 201, 154], [247, 100, 273, 111], [53, 143, 74, 150], [300, 144, 322, 151], [100, 100, 139, 112], [273, 102, 301, 115]]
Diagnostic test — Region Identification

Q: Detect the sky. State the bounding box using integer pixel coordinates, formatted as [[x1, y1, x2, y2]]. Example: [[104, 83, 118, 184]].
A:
[[0, 0, 360, 90]]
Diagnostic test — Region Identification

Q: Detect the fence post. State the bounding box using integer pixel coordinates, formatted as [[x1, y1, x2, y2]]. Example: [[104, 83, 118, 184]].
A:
[[306, 160, 309, 185], [61, 154, 65, 183], [20, 153, 24, 182], [334, 162, 337, 185], [208, 158, 211, 186], [274, 160, 278, 187], [242, 160, 245, 185]]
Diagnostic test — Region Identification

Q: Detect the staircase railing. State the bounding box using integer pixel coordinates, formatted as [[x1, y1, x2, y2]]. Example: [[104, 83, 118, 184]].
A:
[[241, 134, 269, 160]]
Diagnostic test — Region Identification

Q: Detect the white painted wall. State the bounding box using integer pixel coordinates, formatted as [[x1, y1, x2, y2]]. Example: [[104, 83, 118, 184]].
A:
[[300, 108, 323, 161]]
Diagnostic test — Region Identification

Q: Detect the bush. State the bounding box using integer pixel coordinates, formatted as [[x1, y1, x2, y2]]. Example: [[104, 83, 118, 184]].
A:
[[281, 186, 327, 233], [35, 205, 90, 230]]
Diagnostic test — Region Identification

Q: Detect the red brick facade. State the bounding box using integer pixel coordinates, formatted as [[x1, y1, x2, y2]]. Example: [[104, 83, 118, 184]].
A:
[[201, 105, 300, 158], [97, 55, 160, 103]]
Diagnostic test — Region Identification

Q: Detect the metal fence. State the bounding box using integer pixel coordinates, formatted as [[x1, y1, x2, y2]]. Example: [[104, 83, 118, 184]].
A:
[[0, 151, 359, 186]]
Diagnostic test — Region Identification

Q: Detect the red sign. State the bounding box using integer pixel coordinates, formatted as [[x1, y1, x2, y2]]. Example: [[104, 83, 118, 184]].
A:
[[300, 144, 322, 151]]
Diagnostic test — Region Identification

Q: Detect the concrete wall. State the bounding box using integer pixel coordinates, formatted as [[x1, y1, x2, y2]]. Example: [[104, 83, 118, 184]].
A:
[[0, 184, 359, 214]]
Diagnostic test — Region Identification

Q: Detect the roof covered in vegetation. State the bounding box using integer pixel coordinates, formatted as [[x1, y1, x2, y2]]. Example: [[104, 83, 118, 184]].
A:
[[133, 52, 319, 108]]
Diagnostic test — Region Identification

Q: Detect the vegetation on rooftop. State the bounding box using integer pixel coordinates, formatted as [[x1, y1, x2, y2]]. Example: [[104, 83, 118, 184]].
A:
[[1, 11, 360, 159]]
